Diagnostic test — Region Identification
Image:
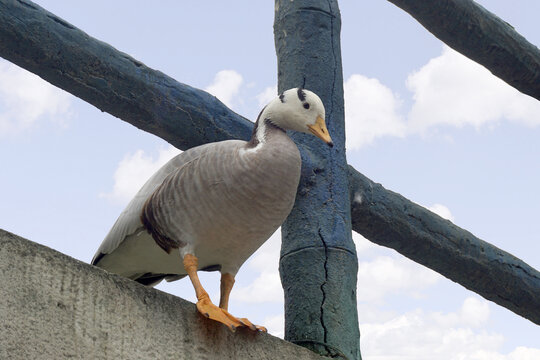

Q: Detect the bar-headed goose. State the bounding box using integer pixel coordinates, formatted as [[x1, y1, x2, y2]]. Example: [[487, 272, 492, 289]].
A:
[[92, 88, 333, 331]]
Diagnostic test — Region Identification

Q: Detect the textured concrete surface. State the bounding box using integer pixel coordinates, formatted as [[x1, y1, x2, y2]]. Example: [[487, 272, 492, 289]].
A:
[[0, 229, 326, 360]]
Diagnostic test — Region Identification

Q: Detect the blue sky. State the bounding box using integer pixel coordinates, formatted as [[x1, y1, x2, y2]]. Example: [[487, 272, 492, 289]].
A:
[[1, 0, 539, 358]]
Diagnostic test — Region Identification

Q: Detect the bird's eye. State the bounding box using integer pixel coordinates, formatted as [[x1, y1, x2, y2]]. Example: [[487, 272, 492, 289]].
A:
[[303, 103, 310, 109]]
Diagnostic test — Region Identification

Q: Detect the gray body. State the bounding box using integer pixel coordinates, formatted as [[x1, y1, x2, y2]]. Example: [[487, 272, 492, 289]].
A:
[[92, 125, 301, 284]]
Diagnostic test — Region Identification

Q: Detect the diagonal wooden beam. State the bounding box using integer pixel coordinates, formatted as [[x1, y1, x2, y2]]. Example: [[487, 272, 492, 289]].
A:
[[0, 0, 252, 150], [349, 166, 540, 325], [1, 0, 539, 326], [387, 0, 540, 101]]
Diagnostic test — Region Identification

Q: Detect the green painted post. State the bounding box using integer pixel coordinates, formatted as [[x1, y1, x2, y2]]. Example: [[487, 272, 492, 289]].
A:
[[274, 1, 361, 359]]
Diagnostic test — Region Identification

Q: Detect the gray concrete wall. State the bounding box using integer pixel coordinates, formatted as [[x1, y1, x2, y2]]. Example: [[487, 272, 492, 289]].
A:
[[0, 229, 326, 360]]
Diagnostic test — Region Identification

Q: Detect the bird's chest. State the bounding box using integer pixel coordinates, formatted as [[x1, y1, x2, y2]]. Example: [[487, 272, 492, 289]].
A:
[[191, 146, 300, 239], [188, 151, 298, 271], [221, 149, 298, 218]]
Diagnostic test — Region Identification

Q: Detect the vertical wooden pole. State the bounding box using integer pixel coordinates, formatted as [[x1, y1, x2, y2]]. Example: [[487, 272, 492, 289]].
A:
[[274, 1, 361, 358]]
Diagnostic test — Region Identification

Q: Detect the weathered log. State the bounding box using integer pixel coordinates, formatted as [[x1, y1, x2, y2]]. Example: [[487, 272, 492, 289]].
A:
[[274, 0, 360, 358], [0, 0, 252, 150], [387, 0, 540, 101], [349, 166, 540, 325]]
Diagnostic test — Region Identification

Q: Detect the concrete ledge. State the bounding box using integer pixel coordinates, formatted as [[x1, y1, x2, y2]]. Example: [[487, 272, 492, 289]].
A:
[[0, 229, 326, 359]]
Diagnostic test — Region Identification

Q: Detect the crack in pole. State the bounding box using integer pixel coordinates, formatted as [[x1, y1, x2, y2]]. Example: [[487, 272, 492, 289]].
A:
[[318, 228, 330, 349]]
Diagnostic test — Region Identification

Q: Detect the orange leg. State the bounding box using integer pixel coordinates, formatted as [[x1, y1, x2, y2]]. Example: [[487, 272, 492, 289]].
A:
[[219, 273, 235, 311], [219, 272, 267, 332], [183, 254, 247, 332]]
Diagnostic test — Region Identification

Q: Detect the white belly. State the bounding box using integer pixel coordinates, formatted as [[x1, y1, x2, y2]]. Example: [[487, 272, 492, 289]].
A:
[[97, 225, 273, 279]]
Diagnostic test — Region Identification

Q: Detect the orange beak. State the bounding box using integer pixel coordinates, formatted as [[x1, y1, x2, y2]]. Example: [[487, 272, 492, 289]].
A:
[[307, 116, 334, 147]]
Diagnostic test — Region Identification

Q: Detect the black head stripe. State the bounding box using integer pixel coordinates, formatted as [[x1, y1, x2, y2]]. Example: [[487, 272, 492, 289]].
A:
[[264, 118, 285, 133], [279, 93, 285, 103], [297, 88, 306, 102]]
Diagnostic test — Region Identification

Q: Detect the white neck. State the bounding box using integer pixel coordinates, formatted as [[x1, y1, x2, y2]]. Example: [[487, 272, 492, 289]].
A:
[[254, 117, 268, 145], [244, 117, 287, 153]]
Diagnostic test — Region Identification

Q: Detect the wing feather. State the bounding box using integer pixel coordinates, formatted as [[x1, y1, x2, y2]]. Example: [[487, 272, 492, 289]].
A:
[[91, 142, 235, 265]]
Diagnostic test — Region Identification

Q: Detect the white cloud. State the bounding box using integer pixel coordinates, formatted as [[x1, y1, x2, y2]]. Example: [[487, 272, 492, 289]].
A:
[[344, 74, 406, 149], [246, 229, 281, 273], [407, 46, 540, 132], [0, 60, 71, 135], [344, 46, 540, 150], [101, 145, 181, 204], [256, 85, 277, 108], [231, 270, 283, 304], [353, 231, 379, 254], [504, 347, 540, 360], [360, 296, 540, 360], [264, 314, 285, 338], [204, 70, 243, 108], [357, 303, 398, 324], [431, 296, 491, 329], [360, 297, 504, 360], [427, 203, 455, 222], [357, 255, 441, 303], [231, 230, 283, 304]]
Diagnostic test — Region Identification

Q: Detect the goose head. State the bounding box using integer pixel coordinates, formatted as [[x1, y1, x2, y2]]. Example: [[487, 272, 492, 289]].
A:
[[261, 88, 333, 147]]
